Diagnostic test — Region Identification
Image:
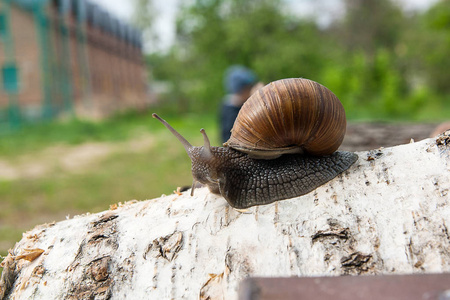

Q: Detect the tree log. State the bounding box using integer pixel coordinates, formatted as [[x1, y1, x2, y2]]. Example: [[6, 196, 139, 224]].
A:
[[1, 131, 450, 300]]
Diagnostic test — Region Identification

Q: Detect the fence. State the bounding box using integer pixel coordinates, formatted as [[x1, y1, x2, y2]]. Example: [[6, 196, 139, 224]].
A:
[[0, 0, 146, 134]]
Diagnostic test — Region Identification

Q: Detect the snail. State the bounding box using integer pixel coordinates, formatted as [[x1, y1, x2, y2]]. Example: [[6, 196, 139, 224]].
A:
[[153, 78, 358, 209]]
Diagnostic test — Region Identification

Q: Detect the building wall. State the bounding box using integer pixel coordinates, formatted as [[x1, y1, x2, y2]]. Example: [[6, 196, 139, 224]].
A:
[[46, 3, 73, 116], [84, 15, 148, 117], [66, 7, 90, 113], [0, 0, 148, 124], [0, 3, 43, 119]]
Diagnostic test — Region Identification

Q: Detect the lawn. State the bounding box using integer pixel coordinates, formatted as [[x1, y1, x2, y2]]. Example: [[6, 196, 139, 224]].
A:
[[0, 111, 219, 257]]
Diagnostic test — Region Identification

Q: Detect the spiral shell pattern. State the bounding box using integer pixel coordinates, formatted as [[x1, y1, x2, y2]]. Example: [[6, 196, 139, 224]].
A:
[[225, 78, 346, 159]]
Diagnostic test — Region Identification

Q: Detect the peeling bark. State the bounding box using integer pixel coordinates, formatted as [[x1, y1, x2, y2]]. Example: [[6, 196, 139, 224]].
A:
[[1, 131, 450, 299]]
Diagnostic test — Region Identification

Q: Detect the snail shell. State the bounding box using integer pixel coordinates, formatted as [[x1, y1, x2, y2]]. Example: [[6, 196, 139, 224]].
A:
[[224, 78, 346, 159]]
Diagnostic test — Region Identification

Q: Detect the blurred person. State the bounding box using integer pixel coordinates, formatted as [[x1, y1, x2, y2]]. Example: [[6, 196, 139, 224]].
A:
[[220, 65, 261, 143]]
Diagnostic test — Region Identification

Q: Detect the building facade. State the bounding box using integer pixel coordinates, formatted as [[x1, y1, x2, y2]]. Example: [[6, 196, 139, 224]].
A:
[[0, 0, 148, 129]]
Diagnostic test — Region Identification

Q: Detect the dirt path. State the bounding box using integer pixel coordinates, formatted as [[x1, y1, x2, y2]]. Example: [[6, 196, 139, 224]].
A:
[[0, 135, 155, 180]]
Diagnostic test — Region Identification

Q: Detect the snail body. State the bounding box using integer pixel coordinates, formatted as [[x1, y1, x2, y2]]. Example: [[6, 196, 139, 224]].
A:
[[153, 78, 358, 209]]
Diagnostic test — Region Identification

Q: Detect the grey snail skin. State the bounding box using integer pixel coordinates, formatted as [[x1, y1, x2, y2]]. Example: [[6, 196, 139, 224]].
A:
[[153, 78, 358, 209]]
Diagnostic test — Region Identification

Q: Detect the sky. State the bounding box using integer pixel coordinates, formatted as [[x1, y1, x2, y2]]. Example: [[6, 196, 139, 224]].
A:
[[90, 0, 439, 53]]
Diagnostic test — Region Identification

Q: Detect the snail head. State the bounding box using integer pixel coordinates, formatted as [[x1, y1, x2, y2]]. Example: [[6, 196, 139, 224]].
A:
[[152, 114, 220, 195]]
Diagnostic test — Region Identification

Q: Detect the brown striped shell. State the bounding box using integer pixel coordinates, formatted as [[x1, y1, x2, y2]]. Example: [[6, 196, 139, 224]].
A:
[[224, 78, 347, 159]]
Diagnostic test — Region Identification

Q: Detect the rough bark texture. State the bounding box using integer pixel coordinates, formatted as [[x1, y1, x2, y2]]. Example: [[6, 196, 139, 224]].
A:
[[1, 131, 449, 300]]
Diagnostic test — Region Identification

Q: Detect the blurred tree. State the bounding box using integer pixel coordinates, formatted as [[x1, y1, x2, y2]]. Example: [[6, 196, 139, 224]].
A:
[[339, 0, 405, 58], [324, 0, 413, 118], [140, 0, 450, 120], [420, 0, 450, 93], [133, 0, 158, 52], [167, 0, 339, 111]]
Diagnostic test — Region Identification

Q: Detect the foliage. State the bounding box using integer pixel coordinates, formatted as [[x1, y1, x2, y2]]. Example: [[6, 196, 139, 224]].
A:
[[141, 0, 450, 121], [418, 0, 450, 94]]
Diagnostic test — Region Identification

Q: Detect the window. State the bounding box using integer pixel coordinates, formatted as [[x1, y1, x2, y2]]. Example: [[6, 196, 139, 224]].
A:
[[2, 63, 19, 93]]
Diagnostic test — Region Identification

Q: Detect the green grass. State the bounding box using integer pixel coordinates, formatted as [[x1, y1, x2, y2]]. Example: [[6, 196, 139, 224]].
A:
[[0, 111, 173, 156], [0, 111, 219, 257]]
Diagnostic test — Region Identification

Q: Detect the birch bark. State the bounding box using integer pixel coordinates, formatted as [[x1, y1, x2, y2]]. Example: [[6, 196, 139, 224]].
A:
[[1, 132, 449, 300]]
